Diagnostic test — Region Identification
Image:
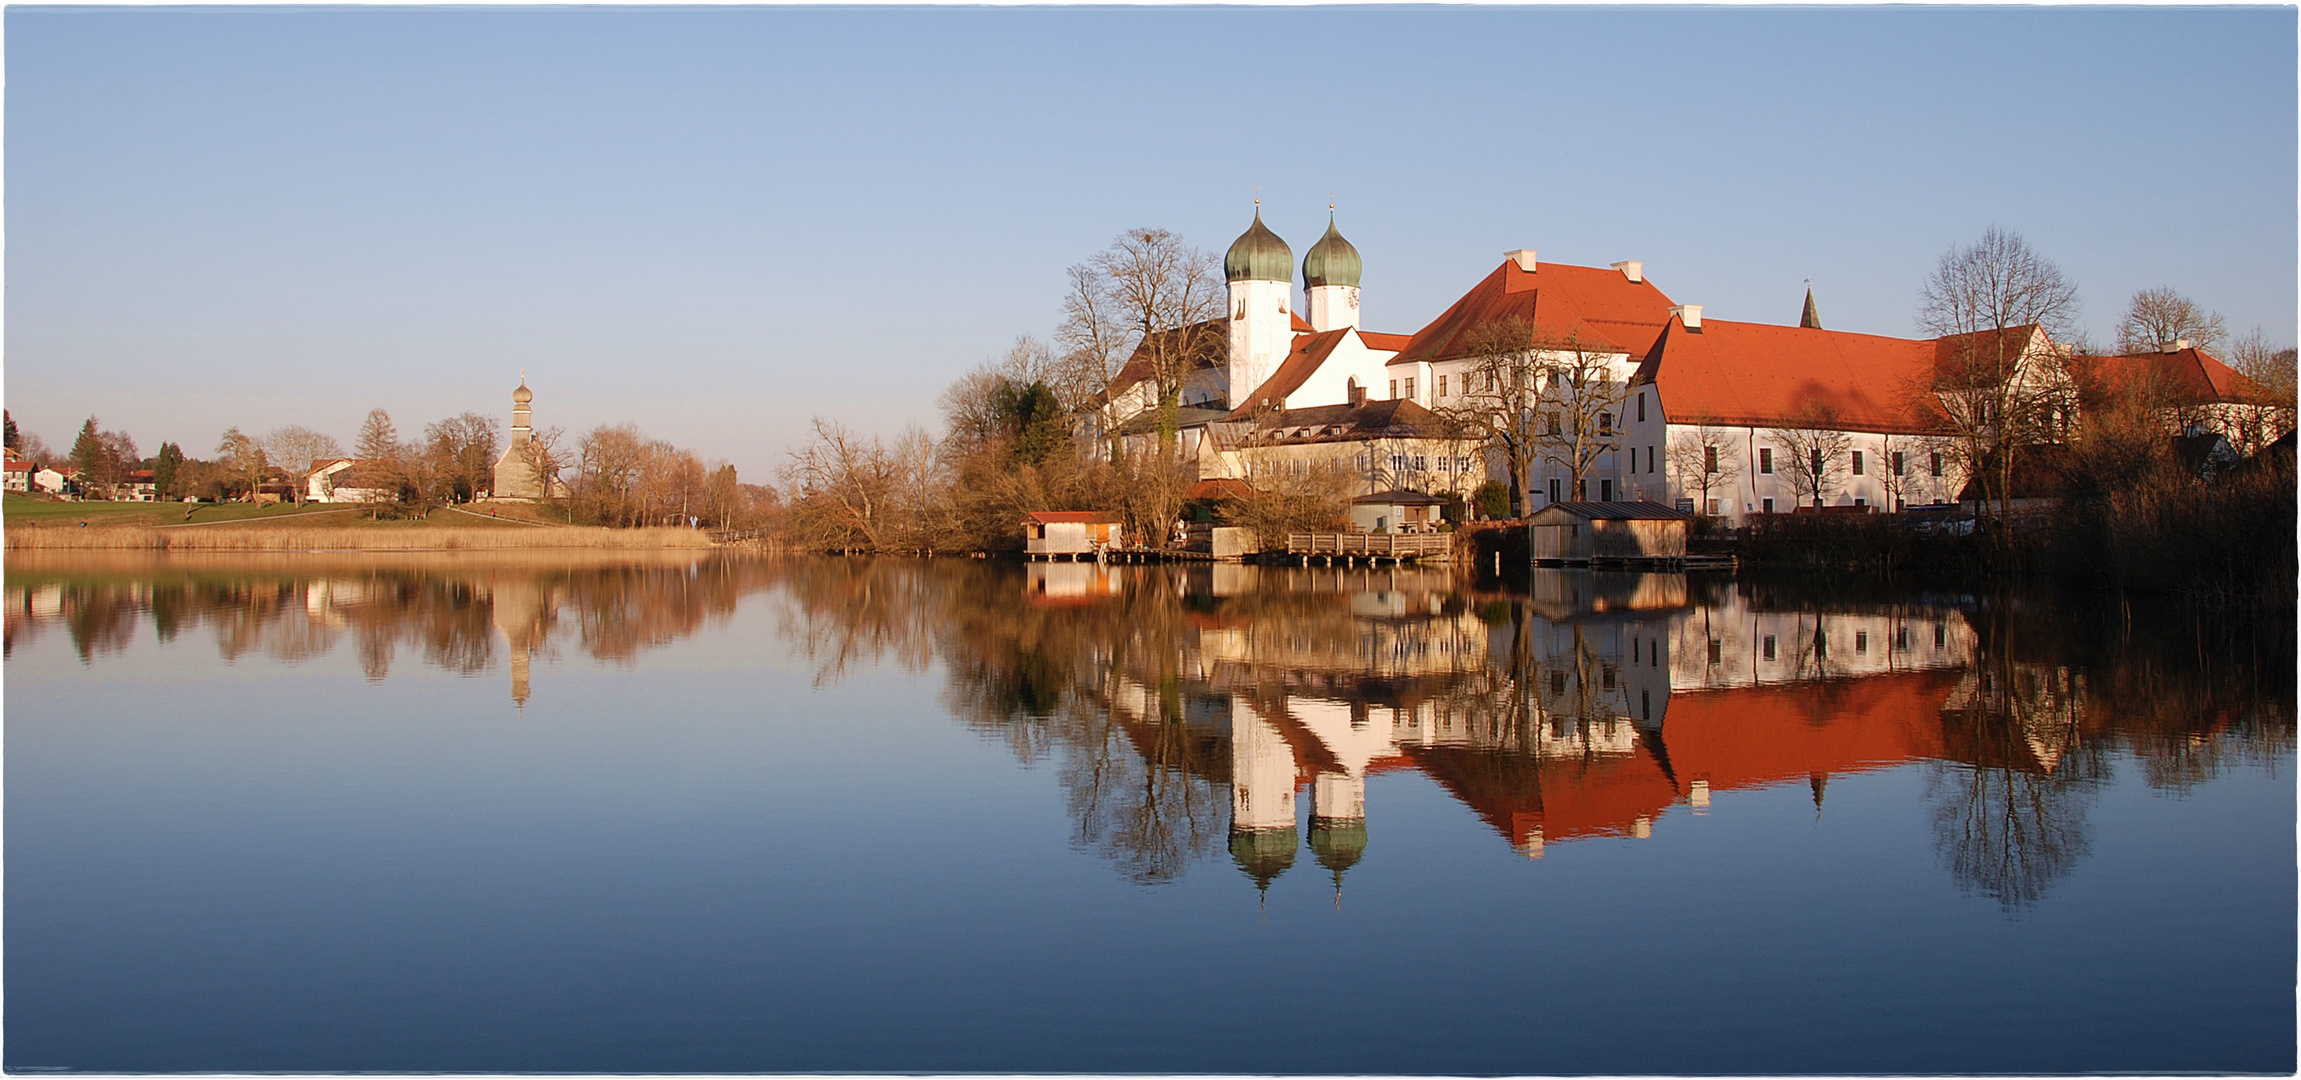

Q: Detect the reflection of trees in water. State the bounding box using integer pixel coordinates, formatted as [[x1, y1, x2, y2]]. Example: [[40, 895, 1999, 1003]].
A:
[[4, 557, 778, 681]]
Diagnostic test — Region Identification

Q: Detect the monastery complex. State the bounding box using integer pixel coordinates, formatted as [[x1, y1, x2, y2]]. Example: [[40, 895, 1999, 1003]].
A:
[[1094, 208, 2285, 524]]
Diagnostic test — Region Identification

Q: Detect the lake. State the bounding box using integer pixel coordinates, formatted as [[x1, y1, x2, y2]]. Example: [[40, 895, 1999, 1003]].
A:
[[5, 551, 2293, 1074]]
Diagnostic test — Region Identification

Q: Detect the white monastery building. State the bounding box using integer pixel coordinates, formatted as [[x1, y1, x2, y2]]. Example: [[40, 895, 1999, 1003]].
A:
[[1092, 206, 2291, 522]]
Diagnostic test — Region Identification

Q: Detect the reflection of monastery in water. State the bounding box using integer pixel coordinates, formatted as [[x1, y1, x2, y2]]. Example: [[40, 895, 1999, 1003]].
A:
[[1071, 565, 2075, 893]]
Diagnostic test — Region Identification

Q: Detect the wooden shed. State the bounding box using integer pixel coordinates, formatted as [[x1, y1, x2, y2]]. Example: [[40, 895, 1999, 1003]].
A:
[[1348, 489, 1447, 533], [1527, 501, 1690, 563], [1023, 511, 1124, 559]]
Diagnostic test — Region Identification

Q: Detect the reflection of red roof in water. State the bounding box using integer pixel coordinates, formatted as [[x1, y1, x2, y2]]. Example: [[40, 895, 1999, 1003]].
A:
[[1405, 745, 1679, 846], [1662, 670, 1959, 796], [1397, 671, 1965, 851]]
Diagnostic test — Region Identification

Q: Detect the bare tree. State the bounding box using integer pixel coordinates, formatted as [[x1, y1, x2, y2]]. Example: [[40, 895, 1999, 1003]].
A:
[[1436, 315, 1541, 516], [1081, 229, 1226, 460], [1229, 457, 1355, 547], [2116, 287, 2226, 354], [1057, 264, 1134, 464], [216, 427, 270, 504], [782, 417, 895, 550], [1876, 430, 1917, 511], [1665, 419, 1743, 516], [266, 426, 343, 505], [1533, 329, 1636, 502], [2225, 329, 2298, 455], [1918, 227, 2082, 527], [422, 413, 501, 503], [1769, 404, 1855, 510]]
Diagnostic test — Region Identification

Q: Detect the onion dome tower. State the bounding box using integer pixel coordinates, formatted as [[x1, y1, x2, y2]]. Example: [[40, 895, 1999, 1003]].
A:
[[491, 373, 544, 500], [1302, 207, 1363, 332], [1308, 817, 1367, 907], [1230, 826, 1299, 906], [1224, 204, 1294, 411]]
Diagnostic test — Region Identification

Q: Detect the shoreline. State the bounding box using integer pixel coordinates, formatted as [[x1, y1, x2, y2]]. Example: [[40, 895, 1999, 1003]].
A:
[[3, 523, 724, 552]]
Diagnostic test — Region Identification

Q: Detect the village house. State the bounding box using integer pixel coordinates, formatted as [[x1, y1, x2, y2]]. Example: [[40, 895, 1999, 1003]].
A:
[[33, 465, 78, 497], [4, 458, 37, 493]]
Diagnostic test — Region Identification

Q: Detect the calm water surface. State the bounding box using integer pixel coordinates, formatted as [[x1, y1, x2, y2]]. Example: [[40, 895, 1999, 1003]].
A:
[[5, 552, 2293, 1074]]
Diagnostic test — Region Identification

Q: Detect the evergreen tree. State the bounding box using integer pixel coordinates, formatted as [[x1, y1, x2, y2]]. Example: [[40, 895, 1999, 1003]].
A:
[[153, 442, 185, 500]]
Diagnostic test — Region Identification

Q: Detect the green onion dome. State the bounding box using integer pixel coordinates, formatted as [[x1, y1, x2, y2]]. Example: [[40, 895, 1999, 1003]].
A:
[[1229, 826, 1299, 890], [1302, 217, 1363, 289], [1224, 208, 1294, 284]]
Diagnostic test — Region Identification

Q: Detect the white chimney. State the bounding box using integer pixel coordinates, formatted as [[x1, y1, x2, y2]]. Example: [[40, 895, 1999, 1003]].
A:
[[1612, 260, 1644, 283], [1506, 249, 1538, 272], [1671, 304, 1702, 330]]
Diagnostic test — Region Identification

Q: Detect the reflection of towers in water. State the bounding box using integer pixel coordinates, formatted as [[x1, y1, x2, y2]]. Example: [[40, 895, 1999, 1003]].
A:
[[1227, 708, 1298, 900], [488, 575, 552, 717]]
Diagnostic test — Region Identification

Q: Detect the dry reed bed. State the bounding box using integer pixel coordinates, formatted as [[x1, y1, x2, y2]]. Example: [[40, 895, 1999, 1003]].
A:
[[4, 524, 719, 551]]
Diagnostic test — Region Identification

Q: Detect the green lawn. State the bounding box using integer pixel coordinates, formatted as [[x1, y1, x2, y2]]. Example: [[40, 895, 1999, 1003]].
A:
[[3, 494, 449, 527]]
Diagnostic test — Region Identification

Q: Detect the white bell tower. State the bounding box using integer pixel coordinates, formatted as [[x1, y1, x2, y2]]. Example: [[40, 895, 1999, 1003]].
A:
[[1303, 207, 1364, 333], [1223, 204, 1294, 409]]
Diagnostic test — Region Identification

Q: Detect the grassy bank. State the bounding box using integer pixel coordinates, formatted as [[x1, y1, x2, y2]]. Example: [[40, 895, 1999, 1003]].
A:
[[4, 494, 720, 550]]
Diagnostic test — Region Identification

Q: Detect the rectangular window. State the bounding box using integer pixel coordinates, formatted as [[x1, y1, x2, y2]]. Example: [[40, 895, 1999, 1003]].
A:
[[1708, 639, 1722, 664], [1486, 372, 1496, 391], [1600, 479, 1613, 501], [1935, 624, 1945, 647], [1855, 631, 1869, 653], [1549, 479, 1561, 503], [1759, 448, 1774, 474], [1852, 450, 1865, 475], [1762, 497, 1775, 513], [1704, 446, 1718, 474], [1815, 631, 1828, 659], [1930, 452, 1942, 478], [1648, 446, 1657, 473], [1637, 393, 1646, 422], [1576, 479, 1588, 499], [1891, 451, 1905, 477], [1707, 498, 1720, 515], [1389, 380, 1398, 399], [1599, 413, 1613, 434], [1413, 455, 1427, 471], [1763, 635, 1777, 661], [1405, 378, 1416, 399]]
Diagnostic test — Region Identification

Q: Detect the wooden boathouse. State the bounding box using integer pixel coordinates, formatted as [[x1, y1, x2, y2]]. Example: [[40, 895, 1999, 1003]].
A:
[[1527, 501, 1694, 566]]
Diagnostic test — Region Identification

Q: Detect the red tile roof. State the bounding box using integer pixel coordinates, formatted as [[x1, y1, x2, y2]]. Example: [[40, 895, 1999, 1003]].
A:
[[1637, 317, 1954, 434], [1023, 511, 1122, 525], [1357, 331, 1413, 353], [1291, 311, 1314, 333], [1102, 319, 1227, 404], [1226, 329, 1349, 418], [1390, 260, 1680, 368], [2067, 346, 2282, 407], [3, 461, 35, 474]]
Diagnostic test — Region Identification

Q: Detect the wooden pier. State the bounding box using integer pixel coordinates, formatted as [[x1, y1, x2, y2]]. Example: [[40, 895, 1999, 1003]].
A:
[[1281, 532, 1453, 566], [1531, 553, 1738, 571]]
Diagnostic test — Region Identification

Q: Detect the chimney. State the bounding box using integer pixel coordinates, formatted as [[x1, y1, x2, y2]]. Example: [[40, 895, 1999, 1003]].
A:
[[1612, 260, 1644, 283], [2173, 338, 2193, 351], [1346, 377, 1366, 408], [1506, 249, 1538, 272], [1671, 304, 1703, 330]]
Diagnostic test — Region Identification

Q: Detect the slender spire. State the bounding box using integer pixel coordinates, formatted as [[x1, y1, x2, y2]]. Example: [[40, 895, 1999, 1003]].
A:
[[1811, 771, 1829, 816], [1800, 284, 1823, 329]]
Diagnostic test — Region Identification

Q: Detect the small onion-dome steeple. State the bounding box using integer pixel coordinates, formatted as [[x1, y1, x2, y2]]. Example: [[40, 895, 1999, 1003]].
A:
[[513, 381, 533, 404], [1225, 206, 1294, 284], [1302, 213, 1362, 289]]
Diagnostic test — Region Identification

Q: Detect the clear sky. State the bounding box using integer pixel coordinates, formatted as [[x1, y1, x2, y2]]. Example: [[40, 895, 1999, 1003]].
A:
[[7, 5, 2294, 480]]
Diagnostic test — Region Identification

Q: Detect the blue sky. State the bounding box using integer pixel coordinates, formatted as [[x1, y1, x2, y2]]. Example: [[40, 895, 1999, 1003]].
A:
[[7, 5, 2294, 479]]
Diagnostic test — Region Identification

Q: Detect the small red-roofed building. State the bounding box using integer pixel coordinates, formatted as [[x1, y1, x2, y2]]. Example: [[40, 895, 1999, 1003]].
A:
[[3, 459, 36, 493], [1022, 510, 1123, 559]]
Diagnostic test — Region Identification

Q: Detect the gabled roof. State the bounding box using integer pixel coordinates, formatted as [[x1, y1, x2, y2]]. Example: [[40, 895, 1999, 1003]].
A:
[[308, 457, 358, 477], [1528, 500, 1689, 523], [1291, 311, 1314, 333], [2067, 346, 2282, 408], [1353, 489, 1447, 506], [1637, 317, 1953, 434], [1357, 331, 1413, 353], [1390, 259, 1679, 368], [1113, 405, 1233, 437], [1224, 397, 1459, 445], [1185, 478, 1256, 501], [1024, 511, 1122, 525], [1102, 319, 1227, 404], [3, 460, 35, 474], [1227, 329, 1350, 418]]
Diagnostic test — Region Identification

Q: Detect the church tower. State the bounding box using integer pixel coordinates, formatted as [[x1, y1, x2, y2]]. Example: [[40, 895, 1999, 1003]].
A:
[[490, 376, 544, 500], [1302, 209, 1363, 332], [1224, 206, 1294, 409]]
